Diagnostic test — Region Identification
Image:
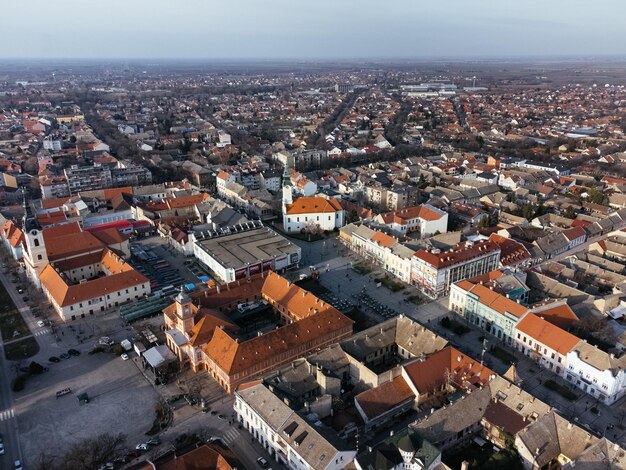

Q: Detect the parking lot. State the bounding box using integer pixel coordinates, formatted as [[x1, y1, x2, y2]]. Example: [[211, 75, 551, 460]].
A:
[[16, 350, 158, 465], [130, 237, 212, 297]]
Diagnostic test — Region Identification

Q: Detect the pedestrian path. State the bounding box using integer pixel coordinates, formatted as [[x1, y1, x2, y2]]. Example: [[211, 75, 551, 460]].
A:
[[0, 408, 15, 421], [33, 328, 50, 337], [222, 428, 241, 446]]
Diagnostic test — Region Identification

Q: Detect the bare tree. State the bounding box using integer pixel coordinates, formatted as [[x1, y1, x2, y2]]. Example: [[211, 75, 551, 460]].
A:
[[60, 432, 127, 470]]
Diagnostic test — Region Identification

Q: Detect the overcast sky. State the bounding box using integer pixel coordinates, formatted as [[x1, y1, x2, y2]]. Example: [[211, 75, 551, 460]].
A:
[[2, 0, 625, 59]]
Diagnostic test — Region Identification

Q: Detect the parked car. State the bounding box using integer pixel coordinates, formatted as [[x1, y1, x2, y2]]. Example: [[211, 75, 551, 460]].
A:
[[48, 356, 60, 363], [257, 457, 269, 468], [14, 460, 22, 470], [146, 437, 161, 446], [136, 443, 149, 451], [59, 353, 70, 360], [67, 349, 80, 356], [121, 353, 129, 361], [0, 442, 4, 454], [37, 320, 46, 327]]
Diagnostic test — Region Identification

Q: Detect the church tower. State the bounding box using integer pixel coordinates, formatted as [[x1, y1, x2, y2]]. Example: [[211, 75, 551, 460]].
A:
[[281, 160, 293, 214], [175, 287, 194, 334], [21, 195, 47, 284]]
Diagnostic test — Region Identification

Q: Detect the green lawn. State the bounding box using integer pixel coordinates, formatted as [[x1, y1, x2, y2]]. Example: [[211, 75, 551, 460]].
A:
[[0, 282, 39, 360], [544, 379, 579, 401], [0, 282, 31, 341], [379, 276, 405, 292], [352, 263, 373, 275], [489, 346, 518, 365], [4, 337, 40, 361]]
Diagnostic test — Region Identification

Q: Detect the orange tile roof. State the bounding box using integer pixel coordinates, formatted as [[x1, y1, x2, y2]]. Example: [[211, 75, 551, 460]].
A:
[[189, 311, 237, 347], [40, 250, 148, 308], [2, 220, 24, 249], [156, 444, 235, 470], [262, 272, 341, 321], [167, 193, 209, 209], [488, 234, 532, 266], [355, 376, 415, 420], [41, 221, 82, 244], [468, 284, 528, 318], [403, 346, 495, 394], [90, 227, 129, 246], [41, 197, 72, 210], [531, 303, 578, 330], [36, 211, 67, 226], [103, 186, 132, 200], [285, 197, 343, 215], [371, 231, 397, 248], [515, 314, 580, 355], [204, 307, 352, 376]]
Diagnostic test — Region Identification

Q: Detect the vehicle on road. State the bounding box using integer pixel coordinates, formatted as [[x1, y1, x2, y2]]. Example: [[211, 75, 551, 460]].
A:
[[17, 288, 23, 294], [49, 356, 60, 363], [217, 414, 226, 420], [68, 349, 81, 356], [0, 442, 4, 454], [146, 437, 161, 446], [59, 353, 70, 360], [136, 443, 149, 451], [99, 337, 114, 346], [257, 457, 269, 468], [37, 320, 46, 327], [14, 460, 22, 470], [56, 387, 72, 398], [121, 353, 129, 361]]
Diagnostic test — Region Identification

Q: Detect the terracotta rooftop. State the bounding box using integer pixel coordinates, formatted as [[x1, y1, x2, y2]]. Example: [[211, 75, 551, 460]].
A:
[[285, 197, 343, 215], [414, 240, 500, 269], [515, 314, 580, 355], [355, 376, 415, 420]]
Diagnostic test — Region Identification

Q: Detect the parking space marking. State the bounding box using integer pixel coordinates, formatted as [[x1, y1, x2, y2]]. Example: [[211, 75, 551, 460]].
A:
[[0, 408, 15, 421]]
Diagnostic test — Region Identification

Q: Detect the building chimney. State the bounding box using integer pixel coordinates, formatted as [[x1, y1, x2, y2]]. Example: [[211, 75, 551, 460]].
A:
[[461, 461, 469, 470]]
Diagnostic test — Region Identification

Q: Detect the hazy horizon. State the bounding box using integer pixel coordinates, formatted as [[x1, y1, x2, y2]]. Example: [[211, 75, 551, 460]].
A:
[[2, 0, 625, 60]]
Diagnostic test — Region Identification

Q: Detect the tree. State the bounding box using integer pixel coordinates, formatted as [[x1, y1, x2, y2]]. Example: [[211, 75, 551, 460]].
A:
[[478, 216, 490, 229], [346, 209, 359, 224], [563, 206, 576, 219], [588, 188, 605, 205], [35, 432, 127, 470]]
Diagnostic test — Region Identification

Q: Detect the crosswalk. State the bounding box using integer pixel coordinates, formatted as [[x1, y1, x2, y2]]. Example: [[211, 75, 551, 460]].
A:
[[0, 408, 15, 422], [33, 328, 50, 337], [222, 428, 241, 446]]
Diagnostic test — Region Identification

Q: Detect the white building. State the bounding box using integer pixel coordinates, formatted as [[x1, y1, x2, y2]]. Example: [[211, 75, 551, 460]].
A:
[[565, 341, 626, 405], [412, 240, 501, 297], [235, 383, 356, 470], [283, 197, 345, 233], [374, 204, 448, 238]]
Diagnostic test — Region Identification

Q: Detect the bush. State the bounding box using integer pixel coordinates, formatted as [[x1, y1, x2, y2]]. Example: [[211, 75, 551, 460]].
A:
[[112, 344, 124, 356], [544, 379, 578, 401], [88, 346, 104, 355], [12, 375, 27, 391], [29, 361, 44, 374]]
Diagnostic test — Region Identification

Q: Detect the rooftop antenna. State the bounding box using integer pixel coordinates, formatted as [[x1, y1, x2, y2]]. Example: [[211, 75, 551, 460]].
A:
[[472, 76, 477, 88]]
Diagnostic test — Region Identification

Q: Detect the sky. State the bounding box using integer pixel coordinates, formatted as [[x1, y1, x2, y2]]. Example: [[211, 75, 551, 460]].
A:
[[1, 0, 625, 60]]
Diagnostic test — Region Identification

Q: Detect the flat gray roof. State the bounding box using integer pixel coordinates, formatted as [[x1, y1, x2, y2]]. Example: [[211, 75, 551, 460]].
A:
[[195, 227, 299, 268]]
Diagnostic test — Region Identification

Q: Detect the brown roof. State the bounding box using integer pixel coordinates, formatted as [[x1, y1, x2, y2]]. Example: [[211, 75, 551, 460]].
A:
[[355, 376, 415, 420], [467, 284, 529, 318], [285, 197, 343, 215], [103, 187, 132, 200], [189, 310, 237, 347], [90, 227, 129, 246], [378, 204, 445, 224], [403, 346, 495, 394], [482, 399, 528, 435], [45, 231, 104, 261], [515, 314, 580, 355], [41, 221, 82, 244]]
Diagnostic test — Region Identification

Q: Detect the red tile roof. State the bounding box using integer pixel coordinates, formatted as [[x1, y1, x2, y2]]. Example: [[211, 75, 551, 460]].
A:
[[355, 376, 415, 420], [414, 240, 500, 269]]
